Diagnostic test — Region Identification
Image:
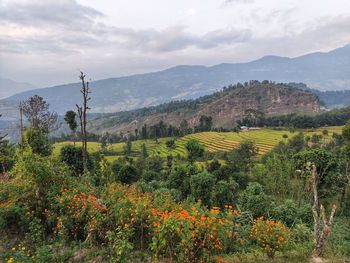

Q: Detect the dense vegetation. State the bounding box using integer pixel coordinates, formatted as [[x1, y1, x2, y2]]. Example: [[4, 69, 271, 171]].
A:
[[1, 93, 350, 262], [239, 107, 350, 129]]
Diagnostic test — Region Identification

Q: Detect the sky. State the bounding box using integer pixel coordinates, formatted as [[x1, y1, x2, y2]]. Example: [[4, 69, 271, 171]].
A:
[[0, 0, 350, 87]]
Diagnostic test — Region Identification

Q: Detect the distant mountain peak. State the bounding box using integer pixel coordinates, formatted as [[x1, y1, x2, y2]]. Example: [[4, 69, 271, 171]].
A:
[[1, 43, 349, 115]]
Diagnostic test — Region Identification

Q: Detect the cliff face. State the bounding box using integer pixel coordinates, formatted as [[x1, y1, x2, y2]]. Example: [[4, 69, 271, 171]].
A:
[[195, 85, 320, 127], [90, 84, 321, 133]]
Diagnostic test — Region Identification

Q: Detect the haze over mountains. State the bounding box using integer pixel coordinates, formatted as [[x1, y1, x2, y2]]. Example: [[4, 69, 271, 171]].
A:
[[0, 78, 35, 99], [1, 44, 350, 116]]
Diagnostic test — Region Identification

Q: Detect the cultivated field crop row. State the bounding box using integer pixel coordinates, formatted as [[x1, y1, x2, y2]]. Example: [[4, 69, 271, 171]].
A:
[[53, 126, 343, 160]]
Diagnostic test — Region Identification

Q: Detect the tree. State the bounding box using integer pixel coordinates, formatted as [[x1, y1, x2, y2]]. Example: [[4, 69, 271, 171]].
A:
[[141, 124, 148, 139], [211, 179, 238, 208], [124, 139, 132, 155], [76, 71, 91, 172], [64, 110, 78, 145], [238, 182, 271, 218], [117, 165, 139, 184], [191, 171, 215, 206], [165, 139, 176, 151], [168, 165, 192, 199], [166, 154, 173, 171], [100, 133, 111, 153], [0, 115, 15, 173], [207, 159, 221, 173], [0, 138, 14, 174], [227, 141, 258, 173], [24, 127, 52, 157], [179, 119, 189, 136], [60, 145, 93, 176], [185, 139, 204, 164], [22, 95, 58, 134], [310, 165, 337, 257], [141, 143, 148, 159], [197, 115, 213, 132], [145, 155, 163, 173]]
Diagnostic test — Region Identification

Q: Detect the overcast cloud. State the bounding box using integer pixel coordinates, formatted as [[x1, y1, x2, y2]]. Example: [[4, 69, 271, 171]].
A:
[[0, 0, 350, 87]]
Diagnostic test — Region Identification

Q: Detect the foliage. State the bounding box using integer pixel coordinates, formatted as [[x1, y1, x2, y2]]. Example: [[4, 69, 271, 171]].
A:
[[60, 145, 94, 176], [22, 95, 58, 134], [104, 183, 241, 262], [0, 138, 15, 173], [117, 164, 139, 184], [64, 110, 77, 133], [24, 128, 52, 156], [238, 183, 271, 218], [185, 139, 204, 164], [123, 139, 132, 155], [1, 122, 349, 262], [250, 217, 291, 259], [191, 171, 216, 206]]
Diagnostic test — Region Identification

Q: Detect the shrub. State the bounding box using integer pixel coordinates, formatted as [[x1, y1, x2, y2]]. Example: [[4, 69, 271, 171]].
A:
[[104, 183, 241, 262], [211, 179, 238, 208], [191, 171, 216, 206], [60, 145, 94, 176], [250, 217, 291, 259], [117, 165, 139, 184], [238, 183, 271, 218], [24, 128, 52, 157]]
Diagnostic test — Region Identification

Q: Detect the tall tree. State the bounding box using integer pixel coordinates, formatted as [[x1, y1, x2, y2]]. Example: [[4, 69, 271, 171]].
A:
[[76, 71, 91, 172], [64, 110, 78, 145], [0, 114, 14, 173], [22, 95, 58, 134], [185, 139, 204, 164]]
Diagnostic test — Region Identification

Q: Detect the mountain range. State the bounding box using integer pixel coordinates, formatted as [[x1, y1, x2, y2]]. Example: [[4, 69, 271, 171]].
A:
[[1, 44, 350, 117], [0, 78, 35, 99]]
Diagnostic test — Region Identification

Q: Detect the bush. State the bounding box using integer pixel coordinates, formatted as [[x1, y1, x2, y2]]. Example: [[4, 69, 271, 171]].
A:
[[191, 171, 215, 206], [211, 179, 238, 208], [250, 217, 291, 259], [60, 145, 94, 176], [238, 183, 271, 218], [104, 183, 241, 262], [117, 165, 139, 184], [24, 128, 52, 157]]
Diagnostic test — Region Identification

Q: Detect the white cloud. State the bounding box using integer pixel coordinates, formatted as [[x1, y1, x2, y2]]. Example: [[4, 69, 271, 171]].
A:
[[0, 0, 349, 86]]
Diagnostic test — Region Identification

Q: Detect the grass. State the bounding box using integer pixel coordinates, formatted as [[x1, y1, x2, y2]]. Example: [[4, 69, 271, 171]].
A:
[[53, 126, 344, 161]]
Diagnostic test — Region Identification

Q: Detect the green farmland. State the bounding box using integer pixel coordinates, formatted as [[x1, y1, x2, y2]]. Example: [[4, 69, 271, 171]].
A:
[[53, 126, 343, 160]]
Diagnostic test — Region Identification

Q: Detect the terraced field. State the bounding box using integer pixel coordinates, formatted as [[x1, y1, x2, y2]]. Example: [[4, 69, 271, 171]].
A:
[[53, 126, 343, 160]]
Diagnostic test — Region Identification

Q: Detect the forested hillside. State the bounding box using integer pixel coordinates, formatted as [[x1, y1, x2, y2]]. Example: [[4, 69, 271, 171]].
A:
[[88, 81, 320, 134]]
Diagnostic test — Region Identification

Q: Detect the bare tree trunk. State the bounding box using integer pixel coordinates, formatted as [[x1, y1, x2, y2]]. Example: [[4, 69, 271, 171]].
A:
[[311, 165, 320, 244], [76, 104, 86, 172], [19, 101, 24, 149], [311, 164, 337, 258], [77, 72, 91, 173]]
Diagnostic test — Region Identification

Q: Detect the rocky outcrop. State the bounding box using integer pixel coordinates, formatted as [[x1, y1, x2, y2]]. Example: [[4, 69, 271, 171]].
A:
[[90, 83, 321, 133]]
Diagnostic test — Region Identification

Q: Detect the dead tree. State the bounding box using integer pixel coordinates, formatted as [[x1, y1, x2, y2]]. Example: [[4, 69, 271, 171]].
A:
[[311, 164, 337, 258], [19, 101, 24, 148], [76, 71, 91, 173]]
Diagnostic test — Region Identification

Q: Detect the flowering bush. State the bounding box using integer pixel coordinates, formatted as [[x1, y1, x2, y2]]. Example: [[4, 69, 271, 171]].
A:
[[50, 185, 108, 242], [104, 183, 241, 262], [0, 179, 28, 231], [249, 217, 291, 258]]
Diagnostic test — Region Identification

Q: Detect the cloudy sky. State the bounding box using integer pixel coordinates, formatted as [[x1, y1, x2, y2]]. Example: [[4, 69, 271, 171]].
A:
[[1, 0, 350, 87]]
